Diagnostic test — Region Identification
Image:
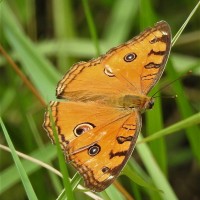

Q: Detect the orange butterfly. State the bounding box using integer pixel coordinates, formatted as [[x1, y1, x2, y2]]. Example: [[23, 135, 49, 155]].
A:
[[43, 21, 171, 192]]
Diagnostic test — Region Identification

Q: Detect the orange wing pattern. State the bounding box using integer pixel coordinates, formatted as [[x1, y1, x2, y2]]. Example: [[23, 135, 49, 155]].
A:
[[44, 101, 141, 191], [56, 21, 171, 102]]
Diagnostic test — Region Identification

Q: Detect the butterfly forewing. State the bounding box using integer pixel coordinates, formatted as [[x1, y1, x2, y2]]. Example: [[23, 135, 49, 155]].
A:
[[56, 21, 171, 102], [102, 21, 171, 95], [139, 21, 171, 94]]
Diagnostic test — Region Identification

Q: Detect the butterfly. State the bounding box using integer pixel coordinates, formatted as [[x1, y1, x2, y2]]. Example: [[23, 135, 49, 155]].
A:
[[43, 21, 171, 192]]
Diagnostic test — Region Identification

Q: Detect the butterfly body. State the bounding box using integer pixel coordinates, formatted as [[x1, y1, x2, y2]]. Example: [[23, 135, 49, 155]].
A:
[[43, 21, 171, 192], [117, 94, 154, 110]]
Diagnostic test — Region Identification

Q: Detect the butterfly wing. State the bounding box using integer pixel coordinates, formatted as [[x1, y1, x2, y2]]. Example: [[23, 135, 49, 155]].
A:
[[102, 21, 171, 95], [56, 59, 131, 103], [43, 102, 141, 192], [56, 21, 171, 103]]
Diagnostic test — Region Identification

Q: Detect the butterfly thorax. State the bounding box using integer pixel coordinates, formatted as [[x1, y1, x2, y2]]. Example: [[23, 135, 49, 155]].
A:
[[115, 94, 154, 112]]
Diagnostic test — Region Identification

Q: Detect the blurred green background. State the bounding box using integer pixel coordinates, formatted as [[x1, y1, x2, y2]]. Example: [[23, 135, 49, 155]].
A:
[[0, 0, 200, 200]]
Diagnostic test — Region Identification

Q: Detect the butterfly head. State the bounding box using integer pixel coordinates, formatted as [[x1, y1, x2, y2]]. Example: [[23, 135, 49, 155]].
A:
[[146, 98, 154, 109], [138, 96, 154, 113]]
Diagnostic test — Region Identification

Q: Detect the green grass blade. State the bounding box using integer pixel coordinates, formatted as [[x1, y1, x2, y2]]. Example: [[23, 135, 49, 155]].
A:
[[0, 144, 56, 194], [166, 60, 200, 162], [140, 112, 200, 144], [49, 108, 75, 200], [53, 0, 76, 38], [146, 97, 167, 175], [139, 0, 157, 29], [103, 0, 139, 45], [71, 172, 82, 190], [1, 3, 59, 102], [52, 0, 76, 71], [172, 0, 200, 46], [123, 164, 160, 192], [103, 186, 125, 200], [0, 117, 38, 200], [140, 0, 167, 176], [82, 0, 100, 56], [27, 114, 63, 194], [136, 135, 178, 200], [128, 159, 159, 199]]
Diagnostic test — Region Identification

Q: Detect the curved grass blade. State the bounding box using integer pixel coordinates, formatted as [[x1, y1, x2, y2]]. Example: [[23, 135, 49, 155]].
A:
[[136, 135, 178, 200], [48, 107, 75, 200], [172, 1, 200, 46], [0, 117, 38, 200], [140, 112, 200, 144]]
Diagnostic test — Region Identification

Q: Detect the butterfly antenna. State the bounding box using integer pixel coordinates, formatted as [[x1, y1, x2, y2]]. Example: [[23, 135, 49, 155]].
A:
[[153, 94, 178, 99], [152, 70, 192, 98]]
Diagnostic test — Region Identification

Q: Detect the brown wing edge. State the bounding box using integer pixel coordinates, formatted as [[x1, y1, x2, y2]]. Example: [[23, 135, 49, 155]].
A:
[[145, 21, 172, 94], [43, 101, 61, 146]]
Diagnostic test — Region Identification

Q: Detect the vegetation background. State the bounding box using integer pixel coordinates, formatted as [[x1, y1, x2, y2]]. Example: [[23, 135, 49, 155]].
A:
[[0, 0, 200, 200]]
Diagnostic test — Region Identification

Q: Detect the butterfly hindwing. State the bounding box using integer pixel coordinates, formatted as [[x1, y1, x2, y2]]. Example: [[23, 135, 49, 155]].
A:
[[44, 101, 141, 191]]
